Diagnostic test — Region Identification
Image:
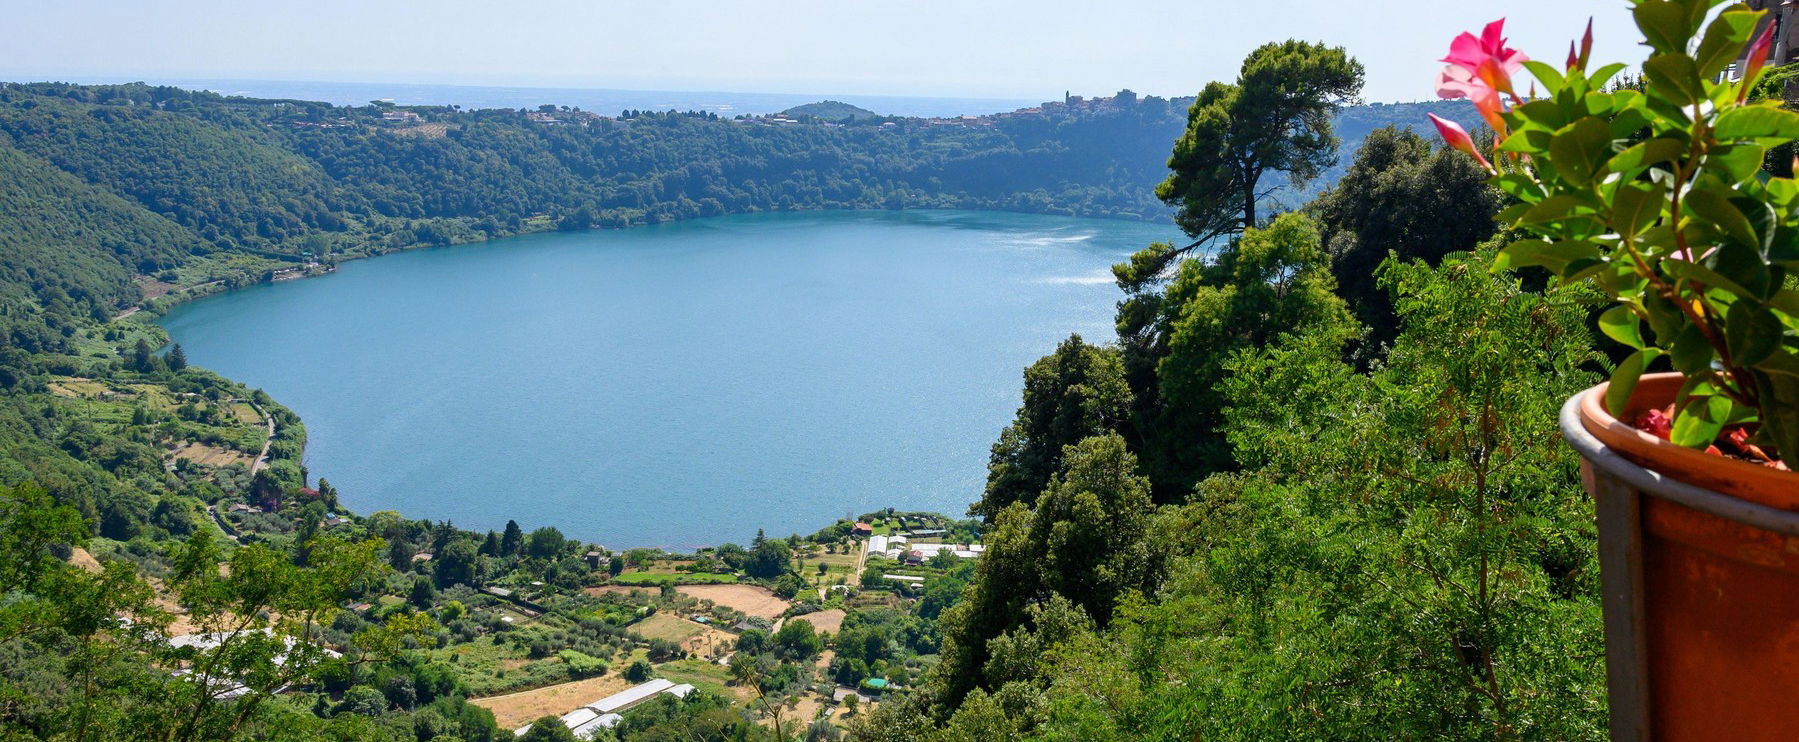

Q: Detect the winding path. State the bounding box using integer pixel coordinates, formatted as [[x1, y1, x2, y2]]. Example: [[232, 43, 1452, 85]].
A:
[[246, 400, 275, 474]]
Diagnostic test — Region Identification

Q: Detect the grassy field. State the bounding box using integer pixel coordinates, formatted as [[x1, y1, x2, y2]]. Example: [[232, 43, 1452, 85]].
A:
[[799, 547, 858, 594], [430, 635, 567, 696], [612, 571, 738, 586], [656, 658, 741, 701]]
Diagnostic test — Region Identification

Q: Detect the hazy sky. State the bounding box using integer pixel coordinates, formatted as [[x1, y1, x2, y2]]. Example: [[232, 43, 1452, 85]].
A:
[[4, 0, 1640, 102]]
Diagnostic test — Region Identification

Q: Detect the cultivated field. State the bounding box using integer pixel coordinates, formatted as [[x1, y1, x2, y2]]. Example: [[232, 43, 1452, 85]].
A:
[[791, 609, 846, 634], [676, 584, 789, 619], [471, 674, 633, 730], [171, 441, 253, 468]]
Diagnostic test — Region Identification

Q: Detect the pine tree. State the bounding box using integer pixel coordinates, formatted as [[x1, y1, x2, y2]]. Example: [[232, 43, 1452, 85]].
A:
[[167, 343, 187, 371], [130, 338, 153, 372], [500, 519, 524, 556]]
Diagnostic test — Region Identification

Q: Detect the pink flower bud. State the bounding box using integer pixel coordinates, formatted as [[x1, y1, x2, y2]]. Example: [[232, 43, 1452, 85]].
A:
[[1428, 113, 1493, 172]]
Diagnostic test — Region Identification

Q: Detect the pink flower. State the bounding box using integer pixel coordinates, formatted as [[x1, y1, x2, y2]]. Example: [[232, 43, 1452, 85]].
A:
[[1577, 17, 1593, 70], [1442, 19, 1529, 94], [1428, 114, 1493, 172], [1741, 19, 1776, 103], [1436, 19, 1529, 133]]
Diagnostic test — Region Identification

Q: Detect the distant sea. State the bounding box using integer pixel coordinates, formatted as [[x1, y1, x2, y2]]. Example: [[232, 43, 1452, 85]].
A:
[[79, 77, 1043, 118]]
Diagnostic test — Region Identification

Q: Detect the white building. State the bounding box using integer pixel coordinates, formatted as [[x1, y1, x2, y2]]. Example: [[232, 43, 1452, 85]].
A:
[[907, 543, 985, 559]]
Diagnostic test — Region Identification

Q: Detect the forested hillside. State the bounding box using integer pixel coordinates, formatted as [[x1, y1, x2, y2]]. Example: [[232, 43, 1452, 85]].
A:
[[0, 81, 1472, 356]]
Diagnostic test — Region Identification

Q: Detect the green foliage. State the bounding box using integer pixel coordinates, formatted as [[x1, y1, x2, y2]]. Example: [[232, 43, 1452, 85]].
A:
[[1137, 41, 1364, 288], [772, 617, 823, 659], [1482, 4, 1799, 460], [433, 538, 481, 587], [1308, 125, 1502, 348], [932, 432, 1158, 709], [612, 691, 775, 741], [0, 485, 440, 741], [1138, 213, 1355, 494], [558, 649, 609, 678], [976, 335, 1130, 519], [743, 529, 790, 579], [499, 519, 523, 556], [623, 658, 653, 683], [523, 526, 566, 560]]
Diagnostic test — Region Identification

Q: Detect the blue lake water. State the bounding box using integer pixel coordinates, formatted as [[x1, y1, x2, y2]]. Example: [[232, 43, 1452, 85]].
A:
[[158, 210, 1176, 548]]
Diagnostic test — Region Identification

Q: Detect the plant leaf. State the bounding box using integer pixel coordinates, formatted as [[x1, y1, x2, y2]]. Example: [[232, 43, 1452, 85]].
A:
[[1611, 181, 1666, 237], [1522, 60, 1565, 92], [1670, 393, 1730, 448], [1643, 53, 1705, 105], [1600, 305, 1647, 349], [1684, 187, 1759, 247], [1727, 299, 1783, 366], [1670, 322, 1715, 374], [1752, 369, 1799, 465], [1695, 10, 1760, 79], [1714, 105, 1799, 141], [1549, 118, 1615, 186], [1635, 1, 1696, 54], [1608, 138, 1684, 176], [1607, 348, 1663, 417]]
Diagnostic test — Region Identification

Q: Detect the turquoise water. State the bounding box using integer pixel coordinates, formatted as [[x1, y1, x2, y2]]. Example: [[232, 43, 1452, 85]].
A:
[[159, 211, 1176, 548]]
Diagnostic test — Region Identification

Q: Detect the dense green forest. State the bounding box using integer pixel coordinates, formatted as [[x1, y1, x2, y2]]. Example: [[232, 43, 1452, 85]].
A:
[[0, 79, 1472, 360], [0, 48, 1568, 741]]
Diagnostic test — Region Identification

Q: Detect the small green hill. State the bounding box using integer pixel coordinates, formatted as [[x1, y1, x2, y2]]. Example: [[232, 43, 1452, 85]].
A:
[[780, 100, 881, 121]]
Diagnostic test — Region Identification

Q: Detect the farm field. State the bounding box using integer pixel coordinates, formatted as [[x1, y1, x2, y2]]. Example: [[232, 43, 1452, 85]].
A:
[[655, 659, 741, 701], [612, 571, 737, 586], [675, 584, 789, 619], [791, 609, 846, 635], [631, 613, 706, 644], [471, 673, 633, 730]]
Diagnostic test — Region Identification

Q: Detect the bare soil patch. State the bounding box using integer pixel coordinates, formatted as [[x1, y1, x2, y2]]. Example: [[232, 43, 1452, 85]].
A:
[[135, 275, 179, 300], [679, 626, 737, 662], [67, 547, 103, 573], [171, 441, 253, 469], [472, 674, 633, 730], [676, 584, 789, 620], [791, 609, 846, 635]]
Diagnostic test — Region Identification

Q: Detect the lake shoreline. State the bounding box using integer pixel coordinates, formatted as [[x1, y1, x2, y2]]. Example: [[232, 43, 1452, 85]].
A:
[[152, 209, 1172, 547]]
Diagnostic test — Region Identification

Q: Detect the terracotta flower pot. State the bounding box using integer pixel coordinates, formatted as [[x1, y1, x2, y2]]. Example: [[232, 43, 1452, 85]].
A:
[[1565, 372, 1799, 741]]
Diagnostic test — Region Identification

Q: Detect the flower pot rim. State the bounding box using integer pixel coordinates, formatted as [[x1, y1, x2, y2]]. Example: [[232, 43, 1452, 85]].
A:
[[1575, 372, 1796, 499], [1561, 383, 1799, 537]]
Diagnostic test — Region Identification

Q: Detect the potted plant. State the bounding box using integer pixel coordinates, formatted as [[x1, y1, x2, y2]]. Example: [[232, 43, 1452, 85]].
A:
[[1428, 6, 1799, 740]]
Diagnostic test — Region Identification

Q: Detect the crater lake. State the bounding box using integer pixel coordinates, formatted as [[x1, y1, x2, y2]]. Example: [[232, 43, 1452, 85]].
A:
[[158, 210, 1177, 547]]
